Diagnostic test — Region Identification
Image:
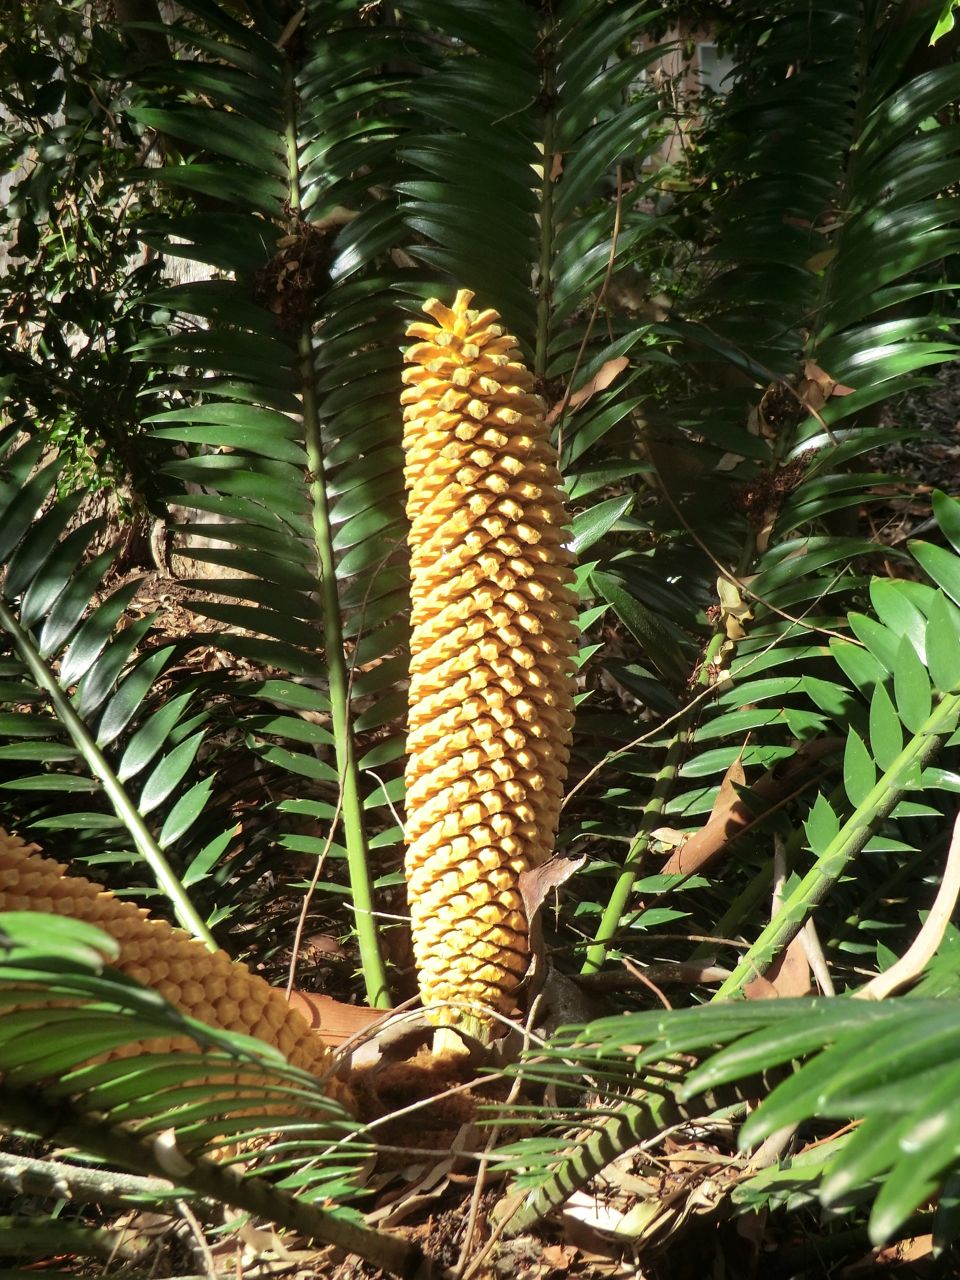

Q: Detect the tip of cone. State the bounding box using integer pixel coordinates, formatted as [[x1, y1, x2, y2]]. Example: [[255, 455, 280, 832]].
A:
[[432, 1025, 473, 1057]]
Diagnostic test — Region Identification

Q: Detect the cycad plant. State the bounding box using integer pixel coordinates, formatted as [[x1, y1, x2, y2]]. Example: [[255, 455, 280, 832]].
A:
[[1, 0, 960, 1270]]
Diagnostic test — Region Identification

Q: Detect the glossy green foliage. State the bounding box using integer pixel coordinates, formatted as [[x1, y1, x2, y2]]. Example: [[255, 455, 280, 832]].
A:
[[2, 0, 960, 1259], [483, 0, 960, 1231], [686, 993, 960, 1246], [509, 984, 960, 1245], [0, 431, 224, 939], [654, 0, 960, 850], [0, 909, 366, 1220], [114, 0, 682, 992], [499, 495, 960, 1235]]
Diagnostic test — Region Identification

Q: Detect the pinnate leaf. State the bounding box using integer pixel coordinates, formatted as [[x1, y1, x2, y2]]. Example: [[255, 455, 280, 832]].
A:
[[911, 540, 960, 607], [925, 592, 960, 691], [893, 632, 932, 733], [869, 680, 903, 769], [843, 729, 877, 807], [804, 791, 839, 855]]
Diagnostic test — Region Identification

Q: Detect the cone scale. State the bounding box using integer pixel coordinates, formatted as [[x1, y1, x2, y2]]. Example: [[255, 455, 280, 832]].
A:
[[0, 829, 336, 1085], [401, 289, 577, 1036]]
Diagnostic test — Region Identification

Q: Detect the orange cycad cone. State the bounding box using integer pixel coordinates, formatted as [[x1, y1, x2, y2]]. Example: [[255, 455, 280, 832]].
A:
[[0, 829, 340, 1093], [401, 289, 577, 1036]]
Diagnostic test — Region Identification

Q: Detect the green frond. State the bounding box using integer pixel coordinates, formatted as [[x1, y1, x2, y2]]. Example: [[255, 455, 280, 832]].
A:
[[0, 910, 425, 1275], [497, 480, 960, 1235], [0, 435, 219, 940]]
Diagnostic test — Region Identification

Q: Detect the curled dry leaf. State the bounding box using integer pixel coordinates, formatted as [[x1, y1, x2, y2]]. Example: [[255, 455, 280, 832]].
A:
[[660, 738, 843, 877], [650, 826, 687, 849], [799, 359, 855, 413], [285, 989, 387, 1047], [744, 932, 811, 999], [546, 356, 629, 424], [518, 853, 587, 926], [717, 576, 756, 641]]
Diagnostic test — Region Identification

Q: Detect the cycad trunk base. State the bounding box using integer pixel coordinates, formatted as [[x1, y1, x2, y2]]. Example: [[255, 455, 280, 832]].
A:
[[402, 290, 577, 1041]]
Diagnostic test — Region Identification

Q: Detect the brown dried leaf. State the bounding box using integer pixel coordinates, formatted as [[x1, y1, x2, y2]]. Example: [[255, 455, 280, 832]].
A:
[[873, 1234, 935, 1265], [756, 515, 777, 555], [284, 989, 385, 1046], [304, 932, 347, 959], [847, 1233, 935, 1273], [650, 826, 688, 849], [659, 754, 751, 876], [717, 576, 755, 641], [519, 854, 586, 924], [803, 360, 833, 390], [744, 933, 811, 1000], [661, 737, 844, 878], [541, 1243, 579, 1270], [711, 756, 748, 825], [805, 248, 837, 273], [546, 356, 629, 424], [799, 360, 855, 412]]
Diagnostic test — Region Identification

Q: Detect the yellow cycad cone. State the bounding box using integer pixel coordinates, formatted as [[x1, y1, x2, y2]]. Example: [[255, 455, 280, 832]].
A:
[[401, 289, 577, 1037], [0, 829, 341, 1095]]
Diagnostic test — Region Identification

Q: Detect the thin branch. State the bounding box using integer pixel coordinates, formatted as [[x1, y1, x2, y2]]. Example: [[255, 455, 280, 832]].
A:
[[577, 961, 731, 991], [555, 164, 625, 458], [0, 1087, 432, 1280], [560, 673, 716, 812], [177, 1197, 218, 1280], [856, 808, 960, 1001], [562, 568, 851, 814], [285, 785, 343, 1000], [456, 996, 544, 1280], [0, 1149, 181, 1209], [653, 473, 860, 644], [800, 918, 835, 997], [621, 956, 672, 1010]]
